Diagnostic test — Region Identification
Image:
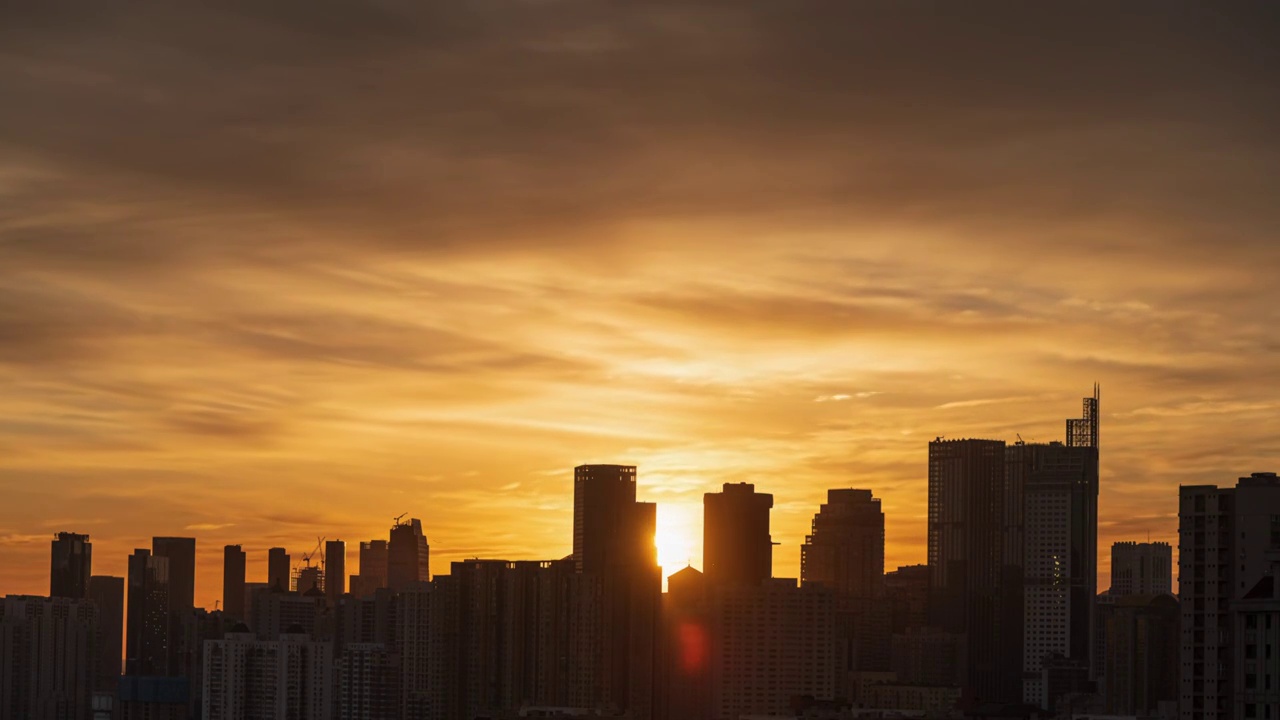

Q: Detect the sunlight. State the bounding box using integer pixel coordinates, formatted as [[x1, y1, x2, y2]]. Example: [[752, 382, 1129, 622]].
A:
[[655, 501, 702, 575]]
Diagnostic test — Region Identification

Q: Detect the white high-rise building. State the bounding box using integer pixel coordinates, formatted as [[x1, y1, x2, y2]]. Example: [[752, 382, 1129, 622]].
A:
[[203, 629, 333, 720]]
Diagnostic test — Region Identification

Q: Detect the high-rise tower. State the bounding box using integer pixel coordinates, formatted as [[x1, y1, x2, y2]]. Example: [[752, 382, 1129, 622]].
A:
[[268, 547, 291, 592], [223, 545, 246, 620], [325, 539, 346, 603], [704, 483, 774, 587], [1179, 472, 1280, 720], [125, 549, 170, 676], [51, 532, 92, 599], [801, 489, 889, 672], [1110, 541, 1172, 596], [928, 437, 1017, 703], [571, 464, 659, 720], [388, 519, 430, 590], [801, 489, 884, 596]]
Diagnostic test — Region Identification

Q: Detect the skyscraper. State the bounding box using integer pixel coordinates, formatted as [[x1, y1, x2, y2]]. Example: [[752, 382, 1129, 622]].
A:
[[0, 595, 98, 720], [801, 489, 889, 673], [151, 537, 195, 616], [126, 549, 171, 676], [1101, 594, 1178, 716], [927, 437, 1019, 704], [801, 489, 884, 597], [152, 537, 196, 683], [202, 627, 333, 719], [350, 540, 388, 599], [223, 545, 246, 620], [88, 575, 125, 691], [51, 532, 92, 599], [573, 464, 642, 573], [1012, 440, 1099, 706], [571, 464, 659, 719], [1179, 472, 1280, 720], [268, 547, 291, 592], [1111, 541, 1172, 596], [388, 519, 430, 590], [703, 483, 774, 587], [326, 540, 346, 604]]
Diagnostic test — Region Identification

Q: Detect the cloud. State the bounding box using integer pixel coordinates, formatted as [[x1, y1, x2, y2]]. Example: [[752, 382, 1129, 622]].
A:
[[0, 0, 1277, 604]]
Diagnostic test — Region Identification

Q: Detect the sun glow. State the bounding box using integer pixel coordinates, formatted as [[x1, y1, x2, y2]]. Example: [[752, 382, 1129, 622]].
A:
[[655, 502, 701, 576]]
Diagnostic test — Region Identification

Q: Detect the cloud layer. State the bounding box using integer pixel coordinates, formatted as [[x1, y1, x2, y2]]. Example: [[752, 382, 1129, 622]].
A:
[[1, 1, 1277, 605]]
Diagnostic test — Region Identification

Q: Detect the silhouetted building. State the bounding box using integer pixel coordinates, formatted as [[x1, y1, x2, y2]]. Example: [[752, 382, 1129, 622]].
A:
[[337, 643, 401, 720], [709, 578, 836, 720], [152, 536, 197, 684], [268, 547, 292, 592], [88, 575, 124, 692], [428, 557, 587, 720], [297, 565, 323, 595], [223, 545, 246, 620], [117, 676, 188, 720], [126, 549, 170, 676], [659, 566, 711, 720], [202, 628, 333, 719], [1111, 541, 1172, 596], [389, 518, 431, 590], [927, 437, 1019, 704], [885, 564, 930, 634], [250, 589, 327, 641], [891, 626, 967, 688], [51, 532, 92, 600], [350, 540, 388, 599], [0, 595, 98, 720], [326, 540, 347, 605], [1101, 594, 1178, 716], [1234, 566, 1280, 720], [802, 488, 889, 672], [571, 464, 659, 720], [1180, 472, 1280, 720], [704, 482, 774, 587], [1010, 424, 1099, 707]]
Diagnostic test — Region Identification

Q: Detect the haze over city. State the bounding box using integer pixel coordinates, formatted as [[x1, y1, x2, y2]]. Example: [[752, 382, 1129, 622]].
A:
[[2, 1, 1278, 617]]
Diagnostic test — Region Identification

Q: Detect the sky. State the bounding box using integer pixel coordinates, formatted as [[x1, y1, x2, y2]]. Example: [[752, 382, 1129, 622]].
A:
[[1, 1, 1278, 610]]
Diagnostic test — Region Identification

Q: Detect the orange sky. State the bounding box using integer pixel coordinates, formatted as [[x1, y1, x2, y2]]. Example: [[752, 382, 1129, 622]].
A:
[[1, 3, 1278, 610]]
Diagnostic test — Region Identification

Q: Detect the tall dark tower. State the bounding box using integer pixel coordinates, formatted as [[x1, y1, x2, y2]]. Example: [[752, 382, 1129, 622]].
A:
[[388, 519, 430, 590], [151, 537, 195, 613], [927, 437, 1018, 704], [573, 464, 642, 573], [703, 483, 774, 587], [51, 532, 92, 599], [800, 489, 885, 596], [88, 575, 125, 691], [268, 547, 291, 592], [223, 545, 246, 619], [125, 549, 170, 676], [801, 489, 890, 673], [571, 464, 659, 720], [325, 539, 346, 603]]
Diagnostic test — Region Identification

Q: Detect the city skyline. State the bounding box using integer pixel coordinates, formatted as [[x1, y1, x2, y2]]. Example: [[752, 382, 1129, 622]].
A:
[[1, 387, 1200, 613]]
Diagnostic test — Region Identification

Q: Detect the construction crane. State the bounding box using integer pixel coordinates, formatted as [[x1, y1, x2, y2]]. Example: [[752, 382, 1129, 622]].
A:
[[302, 536, 325, 569], [393, 512, 408, 528]]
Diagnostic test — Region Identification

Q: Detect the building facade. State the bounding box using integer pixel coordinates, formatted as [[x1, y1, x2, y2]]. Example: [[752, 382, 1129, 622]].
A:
[[202, 629, 333, 720], [1179, 472, 1280, 720], [0, 595, 99, 720], [1112, 541, 1173, 596], [50, 532, 92, 600], [704, 483, 774, 588], [223, 545, 246, 620]]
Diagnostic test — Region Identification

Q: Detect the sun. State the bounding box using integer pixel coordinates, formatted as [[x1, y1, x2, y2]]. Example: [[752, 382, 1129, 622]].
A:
[[654, 502, 701, 575]]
